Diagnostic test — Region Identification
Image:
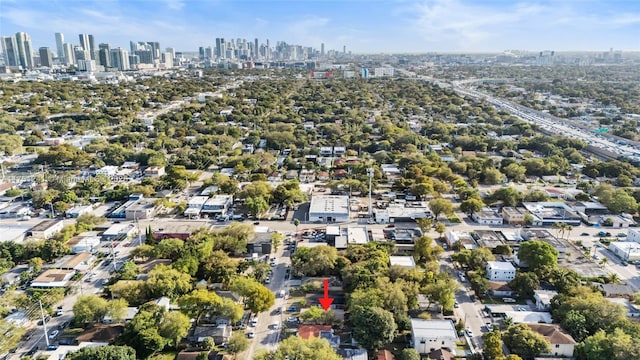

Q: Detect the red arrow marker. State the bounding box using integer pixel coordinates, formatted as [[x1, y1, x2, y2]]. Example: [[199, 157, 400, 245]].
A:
[[318, 278, 334, 311]]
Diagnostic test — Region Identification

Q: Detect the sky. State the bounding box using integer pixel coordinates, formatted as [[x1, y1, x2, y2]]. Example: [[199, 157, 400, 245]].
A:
[[0, 0, 639, 53]]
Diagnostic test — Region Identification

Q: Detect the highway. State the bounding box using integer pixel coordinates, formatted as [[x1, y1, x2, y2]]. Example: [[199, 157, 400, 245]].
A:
[[395, 68, 640, 162]]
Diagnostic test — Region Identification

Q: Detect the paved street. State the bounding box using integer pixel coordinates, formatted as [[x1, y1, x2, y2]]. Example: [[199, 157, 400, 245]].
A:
[[243, 242, 291, 360]]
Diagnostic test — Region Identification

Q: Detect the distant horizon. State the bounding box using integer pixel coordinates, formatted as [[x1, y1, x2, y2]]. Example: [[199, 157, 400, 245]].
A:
[[1, 0, 639, 53]]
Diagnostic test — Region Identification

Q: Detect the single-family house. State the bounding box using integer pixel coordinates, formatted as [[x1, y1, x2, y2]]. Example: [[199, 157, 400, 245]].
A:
[[526, 324, 576, 358], [191, 325, 232, 345], [487, 281, 514, 297], [534, 290, 558, 311]]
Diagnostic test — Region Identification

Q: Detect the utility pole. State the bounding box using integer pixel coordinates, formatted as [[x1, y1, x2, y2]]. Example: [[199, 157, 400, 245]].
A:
[[367, 168, 374, 219], [39, 300, 50, 347]]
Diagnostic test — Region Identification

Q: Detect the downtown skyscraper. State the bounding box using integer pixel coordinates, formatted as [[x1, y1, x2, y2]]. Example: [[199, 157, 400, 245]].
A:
[[55, 32, 65, 62], [15, 32, 34, 69]]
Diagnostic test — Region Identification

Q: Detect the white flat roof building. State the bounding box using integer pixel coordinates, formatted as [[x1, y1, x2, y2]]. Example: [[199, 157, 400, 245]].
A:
[[347, 226, 369, 245], [390, 256, 416, 269], [608, 241, 640, 261], [410, 319, 458, 355], [309, 195, 350, 223], [486, 261, 517, 282]]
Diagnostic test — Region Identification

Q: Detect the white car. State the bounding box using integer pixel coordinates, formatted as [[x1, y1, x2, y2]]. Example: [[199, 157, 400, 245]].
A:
[[271, 322, 279, 330], [247, 331, 255, 338], [49, 329, 59, 339], [286, 317, 298, 323], [466, 328, 473, 337]]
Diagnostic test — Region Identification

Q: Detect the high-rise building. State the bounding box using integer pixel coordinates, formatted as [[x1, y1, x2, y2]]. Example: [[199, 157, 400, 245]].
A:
[[78, 33, 89, 51], [216, 37, 225, 58], [15, 32, 34, 69], [254, 38, 259, 59], [199, 47, 205, 59], [98, 43, 111, 67], [205, 46, 213, 59], [162, 52, 173, 68], [165, 47, 175, 62], [55, 32, 65, 62], [146, 41, 160, 60], [134, 50, 153, 64], [63, 43, 75, 65], [1, 36, 19, 66], [39, 47, 53, 67], [110, 48, 130, 71], [88, 34, 97, 60], [321, 43, 325, 57], [74, 46, 90, 63]]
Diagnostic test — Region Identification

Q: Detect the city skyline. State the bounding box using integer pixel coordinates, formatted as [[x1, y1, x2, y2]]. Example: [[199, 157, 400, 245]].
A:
[[0, 0, 639, 53]]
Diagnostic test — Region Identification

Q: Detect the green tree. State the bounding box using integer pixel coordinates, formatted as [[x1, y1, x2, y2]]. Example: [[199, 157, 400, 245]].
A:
[[460, 198, 484, 215], [400, 348, 421, 360], [291, 245, 338, 277], [607, 190, 638, 214], [429, 198, 454, 219], [0, 319, 26, 354], [230, 277, 275, 313], [145, 265, 193, 299], [177, 289, 223, 325], [158, 311, 191, 348], [271, 232, 284, 252], [73, 295, 109, 323], [575, 328, 640, 360], [489, 187, 523, 207], [434, 222, 446, 240], [293, 218, 300, 234], [106, 298, 129, 323], [29, 257, 43, 274], [226, 331, 249, 359], [351, 306, 397, 351], [502, 323, 551, 360], [66, 345, 137, 360], [246, 196, 269, 219], [509, 272, 540, 299], [254, 336, 341, 360], [560, 310, 589, 342], [414, 236, 443, 262], [416, 217, 433, 234], [482, 330, 504, 360], [125, 303, 167, 358], [517, 240, 558, 277]]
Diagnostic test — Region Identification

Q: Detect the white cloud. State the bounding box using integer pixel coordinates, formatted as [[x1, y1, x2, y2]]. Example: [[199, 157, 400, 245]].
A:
[[78, 9, 120, 22], [165, 0, 185, 10], [409, 0, 545, 49]]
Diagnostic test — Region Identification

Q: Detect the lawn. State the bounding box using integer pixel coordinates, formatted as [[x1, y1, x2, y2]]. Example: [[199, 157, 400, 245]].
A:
[[148, 351, 179, 360]]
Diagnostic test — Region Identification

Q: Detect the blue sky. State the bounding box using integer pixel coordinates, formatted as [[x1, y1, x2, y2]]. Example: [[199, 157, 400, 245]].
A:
[[1, 0, 639, 53]]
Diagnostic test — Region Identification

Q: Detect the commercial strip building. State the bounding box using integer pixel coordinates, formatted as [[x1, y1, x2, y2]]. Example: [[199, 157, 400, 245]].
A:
[[308, 195, 350, 223]]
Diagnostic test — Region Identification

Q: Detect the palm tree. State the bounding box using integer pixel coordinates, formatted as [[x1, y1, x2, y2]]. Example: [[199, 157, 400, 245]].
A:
[[293, 218, 300, 235], [564, 225, 573, 240], [606, 272, 621, 284], [600, 258, 608, 268], [552, 222, 563, 239]]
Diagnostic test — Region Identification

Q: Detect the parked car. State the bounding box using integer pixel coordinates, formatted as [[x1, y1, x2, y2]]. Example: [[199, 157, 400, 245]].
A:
[[247, 331, 255, 338], [580, 232, 589, 236]]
